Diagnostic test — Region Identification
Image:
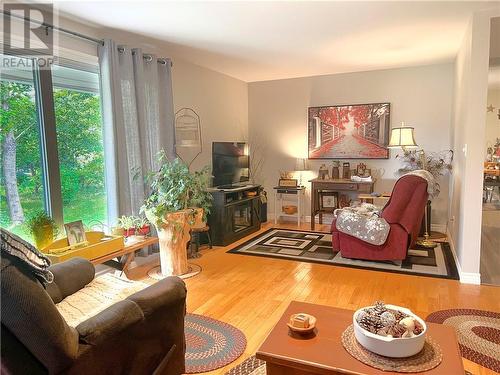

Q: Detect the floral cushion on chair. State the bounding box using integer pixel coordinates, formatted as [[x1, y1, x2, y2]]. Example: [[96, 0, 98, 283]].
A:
[[334, 203, 390, 246]]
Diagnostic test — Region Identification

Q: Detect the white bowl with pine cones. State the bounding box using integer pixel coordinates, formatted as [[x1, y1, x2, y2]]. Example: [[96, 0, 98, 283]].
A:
[[353, 302, 427, 358]]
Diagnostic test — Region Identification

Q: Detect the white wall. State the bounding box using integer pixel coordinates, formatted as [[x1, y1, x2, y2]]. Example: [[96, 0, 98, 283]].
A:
[[449, 9, 498, 283], [249, 64, 454, 226]]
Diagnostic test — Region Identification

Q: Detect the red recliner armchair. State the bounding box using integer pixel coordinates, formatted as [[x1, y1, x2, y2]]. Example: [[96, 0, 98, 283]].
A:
[[331, 175, 429, 261]]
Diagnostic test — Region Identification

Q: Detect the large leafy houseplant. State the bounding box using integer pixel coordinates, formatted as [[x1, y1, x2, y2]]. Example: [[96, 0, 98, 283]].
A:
[[141, 155, 209, 224], [140, 152, 212, 276]]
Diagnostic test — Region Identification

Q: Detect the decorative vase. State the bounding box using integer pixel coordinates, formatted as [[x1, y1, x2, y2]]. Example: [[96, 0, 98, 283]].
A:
[[332, 166, 340, 179], [33, 224, 54, 251], [157, 210, 191, 276]]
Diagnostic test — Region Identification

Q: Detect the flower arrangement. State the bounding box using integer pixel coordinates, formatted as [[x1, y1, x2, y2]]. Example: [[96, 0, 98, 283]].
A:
[[396, 149, 453, 179], [395, 149, 453, 198]]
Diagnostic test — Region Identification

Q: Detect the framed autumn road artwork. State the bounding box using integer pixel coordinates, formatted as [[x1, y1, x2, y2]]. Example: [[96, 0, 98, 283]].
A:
[[308, 103, 390, 159]]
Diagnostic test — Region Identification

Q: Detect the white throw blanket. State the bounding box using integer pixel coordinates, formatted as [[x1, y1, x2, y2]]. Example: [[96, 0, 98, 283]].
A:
[[405, 170, 439, 199], [56, 273, 149, 327]]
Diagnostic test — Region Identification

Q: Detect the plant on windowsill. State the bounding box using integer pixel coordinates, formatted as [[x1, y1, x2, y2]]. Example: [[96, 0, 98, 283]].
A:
[[141, 152, 212, 276], [117, 215, 137, 237], [25, 211, 59, 250], [135, 216, 151, 236]]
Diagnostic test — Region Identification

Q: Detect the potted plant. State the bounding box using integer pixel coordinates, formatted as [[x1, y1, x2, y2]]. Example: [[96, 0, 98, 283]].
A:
[[117, 215, 137, 237], [186, 166, 212, 228], [25, 211, 59, 250], [135, 216, 151, 236], [141, 153, 210, 276]]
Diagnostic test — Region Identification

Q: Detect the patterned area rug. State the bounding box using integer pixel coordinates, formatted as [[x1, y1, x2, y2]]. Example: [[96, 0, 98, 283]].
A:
[[185, 313, 247, 373], [228, 228, 459, 279], [426, 309, 500, 373], [224, 355, 265, 375]]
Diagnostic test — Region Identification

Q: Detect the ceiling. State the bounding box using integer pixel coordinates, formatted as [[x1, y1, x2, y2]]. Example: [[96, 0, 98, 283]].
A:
[[53, 1, 499, 82]]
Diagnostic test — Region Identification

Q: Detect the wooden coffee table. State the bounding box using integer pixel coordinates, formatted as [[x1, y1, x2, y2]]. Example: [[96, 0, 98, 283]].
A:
[[256, 301, 464, 375]]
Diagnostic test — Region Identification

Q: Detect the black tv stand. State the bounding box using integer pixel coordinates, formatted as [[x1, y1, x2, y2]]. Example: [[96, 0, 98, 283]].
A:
[[208, 184, 261, 246]]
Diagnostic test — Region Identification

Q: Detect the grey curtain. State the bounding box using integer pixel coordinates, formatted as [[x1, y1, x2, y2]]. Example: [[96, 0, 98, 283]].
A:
[[98, 39, 175, 222]]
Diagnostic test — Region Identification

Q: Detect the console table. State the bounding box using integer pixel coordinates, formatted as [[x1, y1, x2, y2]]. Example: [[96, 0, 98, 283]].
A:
[[310, 178, 375, 230]]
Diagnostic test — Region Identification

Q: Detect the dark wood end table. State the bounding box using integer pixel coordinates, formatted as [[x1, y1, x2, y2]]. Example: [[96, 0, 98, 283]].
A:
[[256, 301, 463, 375]]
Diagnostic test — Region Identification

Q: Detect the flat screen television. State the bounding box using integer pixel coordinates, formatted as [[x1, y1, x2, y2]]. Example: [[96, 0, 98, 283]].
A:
[[212, 142, 250, 187]]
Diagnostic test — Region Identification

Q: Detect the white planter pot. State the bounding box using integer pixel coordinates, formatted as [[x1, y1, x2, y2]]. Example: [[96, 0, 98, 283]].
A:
[[353, 304, 427, 358]]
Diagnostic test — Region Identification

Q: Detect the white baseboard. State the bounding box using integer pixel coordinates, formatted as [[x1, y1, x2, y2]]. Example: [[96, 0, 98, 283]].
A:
[[459, 272, 481, 285], [446, 228, 481, 285]]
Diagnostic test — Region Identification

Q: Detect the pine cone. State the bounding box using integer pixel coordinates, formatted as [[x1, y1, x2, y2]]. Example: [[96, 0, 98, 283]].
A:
[[358, 314, 384, 333], [414, 321, 424, 335], [388, 309, 409, 322], [374, 301, 387, 314], [387, 323, 407, 338]]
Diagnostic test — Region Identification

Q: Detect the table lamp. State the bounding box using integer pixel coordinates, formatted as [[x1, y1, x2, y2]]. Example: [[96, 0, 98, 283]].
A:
[[295, 158, 308, 187], [388, 122, 418, 151]]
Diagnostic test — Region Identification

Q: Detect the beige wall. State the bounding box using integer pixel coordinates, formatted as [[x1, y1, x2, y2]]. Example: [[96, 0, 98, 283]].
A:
[[249, 64, 454, 226], [171, 59, 248, 171], [449, 9, 497, 281]]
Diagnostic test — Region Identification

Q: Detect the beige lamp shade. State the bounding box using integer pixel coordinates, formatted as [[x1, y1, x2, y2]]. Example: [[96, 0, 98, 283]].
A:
[[295, 158, 308, 171], [388, 127, 418, 148]]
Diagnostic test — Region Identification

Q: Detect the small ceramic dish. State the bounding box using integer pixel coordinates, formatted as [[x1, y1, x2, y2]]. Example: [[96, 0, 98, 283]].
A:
[[287, 313, 317, 334]]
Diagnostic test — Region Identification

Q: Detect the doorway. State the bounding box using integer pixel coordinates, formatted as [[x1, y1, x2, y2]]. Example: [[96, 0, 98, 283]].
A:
[[480, 17, 500, 286]]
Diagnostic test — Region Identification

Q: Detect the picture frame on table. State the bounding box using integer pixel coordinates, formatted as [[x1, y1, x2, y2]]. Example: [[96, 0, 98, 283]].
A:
[[64, 220, 87, 246], [319, 191, 338, 210]]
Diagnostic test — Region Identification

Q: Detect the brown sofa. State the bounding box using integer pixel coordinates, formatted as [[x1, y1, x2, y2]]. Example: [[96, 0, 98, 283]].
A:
[[1, 255, 187, 375]]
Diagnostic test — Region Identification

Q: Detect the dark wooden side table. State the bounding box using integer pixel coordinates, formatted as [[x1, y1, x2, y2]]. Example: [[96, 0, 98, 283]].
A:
[[310, 179, 375, 230], [257, 301, 464, 375]]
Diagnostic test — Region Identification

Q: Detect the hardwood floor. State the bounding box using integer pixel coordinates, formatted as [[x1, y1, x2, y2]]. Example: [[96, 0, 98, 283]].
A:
[[131, 222, 500, 375], [480, 206, 500, 286]]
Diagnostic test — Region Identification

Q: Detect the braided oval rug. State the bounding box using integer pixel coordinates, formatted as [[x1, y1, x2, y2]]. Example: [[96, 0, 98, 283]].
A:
[[185, 313, 247, 373], [426, 309, 500, 373]]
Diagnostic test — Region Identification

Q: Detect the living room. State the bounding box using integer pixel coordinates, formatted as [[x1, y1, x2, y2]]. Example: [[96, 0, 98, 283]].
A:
[[1, 1, 499, 375]]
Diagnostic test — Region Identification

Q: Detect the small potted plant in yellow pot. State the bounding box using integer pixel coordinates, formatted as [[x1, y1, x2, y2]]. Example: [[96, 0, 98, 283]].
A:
[[25, 211, 59, 250]]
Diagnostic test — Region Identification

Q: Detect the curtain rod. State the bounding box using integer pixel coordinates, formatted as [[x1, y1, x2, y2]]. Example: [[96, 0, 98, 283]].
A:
[[3, 11, 173, 66], [1, 10, 104, 45], [118, 47, 173, 66]]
